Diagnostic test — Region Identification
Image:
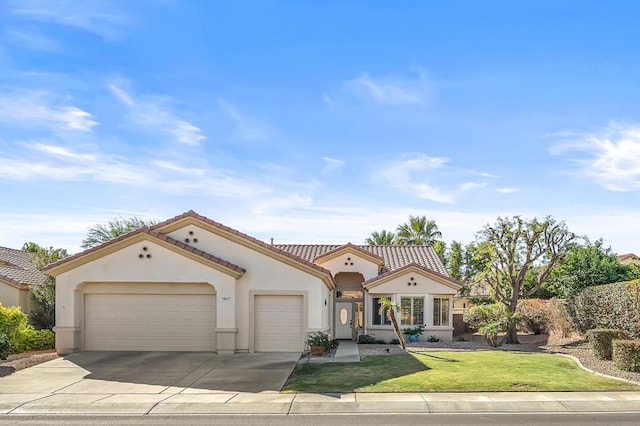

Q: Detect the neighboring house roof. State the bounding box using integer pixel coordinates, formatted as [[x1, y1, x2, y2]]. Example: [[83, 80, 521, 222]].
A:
[[0, 246, 46, 289], [362, 262, 463, 290], [275, 244, 448, 275], [617, 253, 640, 265], [44, 226, 246, 278]]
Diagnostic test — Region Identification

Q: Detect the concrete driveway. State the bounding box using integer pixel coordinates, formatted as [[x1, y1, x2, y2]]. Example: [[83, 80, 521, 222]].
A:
[[0, 351, 300, 395]]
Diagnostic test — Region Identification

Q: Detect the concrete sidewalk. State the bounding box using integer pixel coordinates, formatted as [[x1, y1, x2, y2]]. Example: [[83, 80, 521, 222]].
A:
[[1, 391, 640, 415]]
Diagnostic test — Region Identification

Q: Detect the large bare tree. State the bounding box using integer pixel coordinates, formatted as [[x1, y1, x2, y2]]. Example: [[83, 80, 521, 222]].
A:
[[475, 216, 576, 344]]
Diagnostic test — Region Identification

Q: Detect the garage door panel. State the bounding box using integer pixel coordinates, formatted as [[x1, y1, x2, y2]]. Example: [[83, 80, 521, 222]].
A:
[[85, 292, 216, 351], [255, 295, 304, 352]]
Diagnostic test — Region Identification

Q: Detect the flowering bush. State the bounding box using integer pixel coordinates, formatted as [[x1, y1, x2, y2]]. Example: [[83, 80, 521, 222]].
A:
[[516, 299, 549, 335]]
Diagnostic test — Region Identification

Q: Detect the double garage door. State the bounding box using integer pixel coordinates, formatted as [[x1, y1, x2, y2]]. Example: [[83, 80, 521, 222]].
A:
[[84, 285, 216, 351], [83, 286, 305, 353]]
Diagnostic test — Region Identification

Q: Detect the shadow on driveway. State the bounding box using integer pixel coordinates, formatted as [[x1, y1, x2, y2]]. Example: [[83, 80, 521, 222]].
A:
[[0, 351, 301, 394]]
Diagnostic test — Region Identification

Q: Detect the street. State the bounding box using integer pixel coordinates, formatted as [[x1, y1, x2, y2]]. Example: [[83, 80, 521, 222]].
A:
[[1, 413, 639, 425]]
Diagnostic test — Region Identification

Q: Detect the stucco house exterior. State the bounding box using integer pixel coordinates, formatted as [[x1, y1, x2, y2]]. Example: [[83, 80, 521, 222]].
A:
[[46, 211, 462, 355], [0, 246, 45, 317]]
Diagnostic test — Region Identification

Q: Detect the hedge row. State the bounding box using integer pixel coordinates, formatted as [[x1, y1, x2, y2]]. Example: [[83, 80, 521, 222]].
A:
[[613, 340, 640, 372], [586, 328, 624, 360], [0, 304, 55, 358], [567, 280, 640, 338]]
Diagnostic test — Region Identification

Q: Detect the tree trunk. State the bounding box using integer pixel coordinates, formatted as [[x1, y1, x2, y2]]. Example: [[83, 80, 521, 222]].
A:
[[505, 323, 519, 344], [388, 308, 407, 350]]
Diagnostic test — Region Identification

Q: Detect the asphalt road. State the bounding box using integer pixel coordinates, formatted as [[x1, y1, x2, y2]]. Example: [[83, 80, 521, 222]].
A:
[[1, 413, 639, 425]]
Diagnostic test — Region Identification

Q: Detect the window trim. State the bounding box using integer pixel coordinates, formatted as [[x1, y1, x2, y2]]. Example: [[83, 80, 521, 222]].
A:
[[432, 296, 451, 327], [399, 296, 425, 326]]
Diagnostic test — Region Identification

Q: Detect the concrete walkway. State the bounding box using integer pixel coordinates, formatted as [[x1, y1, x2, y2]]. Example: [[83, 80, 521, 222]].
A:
[[304, 340, 360, 363], [2, 391, 640, 415]]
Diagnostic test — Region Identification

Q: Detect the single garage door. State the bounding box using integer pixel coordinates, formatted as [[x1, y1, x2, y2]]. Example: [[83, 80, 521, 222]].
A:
[[85, 292, 216, 351], [254, 295, 304, 352]]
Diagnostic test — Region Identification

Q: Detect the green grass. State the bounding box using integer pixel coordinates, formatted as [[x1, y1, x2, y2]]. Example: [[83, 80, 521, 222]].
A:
[[283, 352, 640, 393]]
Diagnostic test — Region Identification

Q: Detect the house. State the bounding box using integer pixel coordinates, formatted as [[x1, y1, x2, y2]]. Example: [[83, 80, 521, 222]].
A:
[[45, 211, 462, 355], [617, 253, 640, 266], [0, 246, 46, 318]]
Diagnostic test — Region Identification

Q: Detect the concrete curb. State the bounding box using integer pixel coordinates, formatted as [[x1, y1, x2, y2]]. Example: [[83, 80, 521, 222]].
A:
[[555, 353, 640, 386]]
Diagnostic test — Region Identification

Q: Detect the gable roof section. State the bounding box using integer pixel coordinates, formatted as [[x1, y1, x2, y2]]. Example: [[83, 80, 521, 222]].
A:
[[362, 262, 463, 291], [0, 246, 46, 289], [313, 242, 384, 266], [151, 211, 335, 289], [44, 227, 246, 279], [275, 244, 447, 275]]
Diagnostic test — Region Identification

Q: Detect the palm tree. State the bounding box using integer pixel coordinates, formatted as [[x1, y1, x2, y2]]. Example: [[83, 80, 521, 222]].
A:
[[395, 215, 442, 245], [377, 297, 406, 350], [365, 230, 396, 245]]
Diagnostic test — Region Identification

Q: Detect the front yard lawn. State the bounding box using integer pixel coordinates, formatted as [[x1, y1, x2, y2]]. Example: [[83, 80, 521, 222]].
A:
[[283, 352, 640, 393]]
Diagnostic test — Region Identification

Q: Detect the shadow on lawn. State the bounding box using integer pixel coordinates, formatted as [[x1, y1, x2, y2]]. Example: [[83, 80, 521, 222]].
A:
[[283, 354, 429, 393], [410, 351, 460, 362]]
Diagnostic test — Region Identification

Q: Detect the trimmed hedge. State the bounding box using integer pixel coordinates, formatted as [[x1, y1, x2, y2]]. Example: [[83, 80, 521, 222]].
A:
[[613, 340, 640, 372], [568, 280, 640, 338], [586, 328, 624, 360], [0, 304, 55, 354]]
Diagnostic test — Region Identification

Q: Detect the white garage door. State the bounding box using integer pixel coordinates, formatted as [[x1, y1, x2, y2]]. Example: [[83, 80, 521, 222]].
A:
[[254, 295, 304, 352], [85, 292, 216, 351]]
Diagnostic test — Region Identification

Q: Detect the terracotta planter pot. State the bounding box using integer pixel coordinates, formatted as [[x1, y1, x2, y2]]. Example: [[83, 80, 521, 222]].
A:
[[310, 345, 326, 356]]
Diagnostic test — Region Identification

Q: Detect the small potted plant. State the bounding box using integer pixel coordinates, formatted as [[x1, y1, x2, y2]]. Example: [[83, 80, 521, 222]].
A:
[[403, 325, 425, 343], [307, 331, 331, 355]]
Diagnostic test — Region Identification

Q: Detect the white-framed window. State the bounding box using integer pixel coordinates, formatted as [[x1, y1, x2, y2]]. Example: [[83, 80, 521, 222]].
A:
[[433, 297, 450, 326], [371, 296, 392, 325], [400, 297, 424, 325]]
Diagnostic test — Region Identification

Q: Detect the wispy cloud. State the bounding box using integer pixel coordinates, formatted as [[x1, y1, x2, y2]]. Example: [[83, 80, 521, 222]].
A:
[[549, 122, 640, 191], [1, 141, 270, 198], [326, 69, 431, 107], [0, 91, 97, 132], [377, 153, 489, 203], [2, 26, 62, 52], [497, 187, 519, 194], [322, 156, 345, 174], [9, 0, 130, 41], [217, 99, 270, 140], [108, 83, 206, 146]]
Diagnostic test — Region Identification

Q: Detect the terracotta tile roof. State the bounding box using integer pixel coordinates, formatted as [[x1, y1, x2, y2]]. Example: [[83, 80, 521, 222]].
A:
[[0, 246, 47, 289], [152, 211, 333, 277], [44, 226, 246, 276], [361, 261, 462, 288], [274, 244, 448, 275]]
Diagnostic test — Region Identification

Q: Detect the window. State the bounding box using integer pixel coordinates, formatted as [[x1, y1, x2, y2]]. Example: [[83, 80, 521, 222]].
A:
[[400, 297, 424, 325], [371, 297, 391, 325], [433, 297, 450, 326]]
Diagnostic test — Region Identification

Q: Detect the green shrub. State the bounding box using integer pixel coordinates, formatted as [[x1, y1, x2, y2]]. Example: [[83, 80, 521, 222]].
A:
[[464, 303, 517, 348], [0, 334, 9, 360], [613, 340, 640, 372], [568, 280, 640, 338], [0, 304, 55, 354], [21, 329, 55, 351], [389, 338, 400, 345], [426, 335, 441, 342], [357, 335, 377, 344], [586, 328, 624, 360], [517, 299, 549, 335], [0, 304, 30, 353]]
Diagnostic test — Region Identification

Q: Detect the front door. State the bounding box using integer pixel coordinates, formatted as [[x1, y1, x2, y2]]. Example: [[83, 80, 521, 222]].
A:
[[335, 302, 353, 339]]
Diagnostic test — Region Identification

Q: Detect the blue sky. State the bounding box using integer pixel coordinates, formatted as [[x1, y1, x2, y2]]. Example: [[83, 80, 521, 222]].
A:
[[1, 1, 639, 254]]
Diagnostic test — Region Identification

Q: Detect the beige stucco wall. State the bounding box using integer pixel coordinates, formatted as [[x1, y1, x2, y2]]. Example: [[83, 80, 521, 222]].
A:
[[317, 252, 379, 281], [365, 271, 457, 342], [0, 282, 34, 317], [54, 239, 236, 354], [167, 224, 329, 351]]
